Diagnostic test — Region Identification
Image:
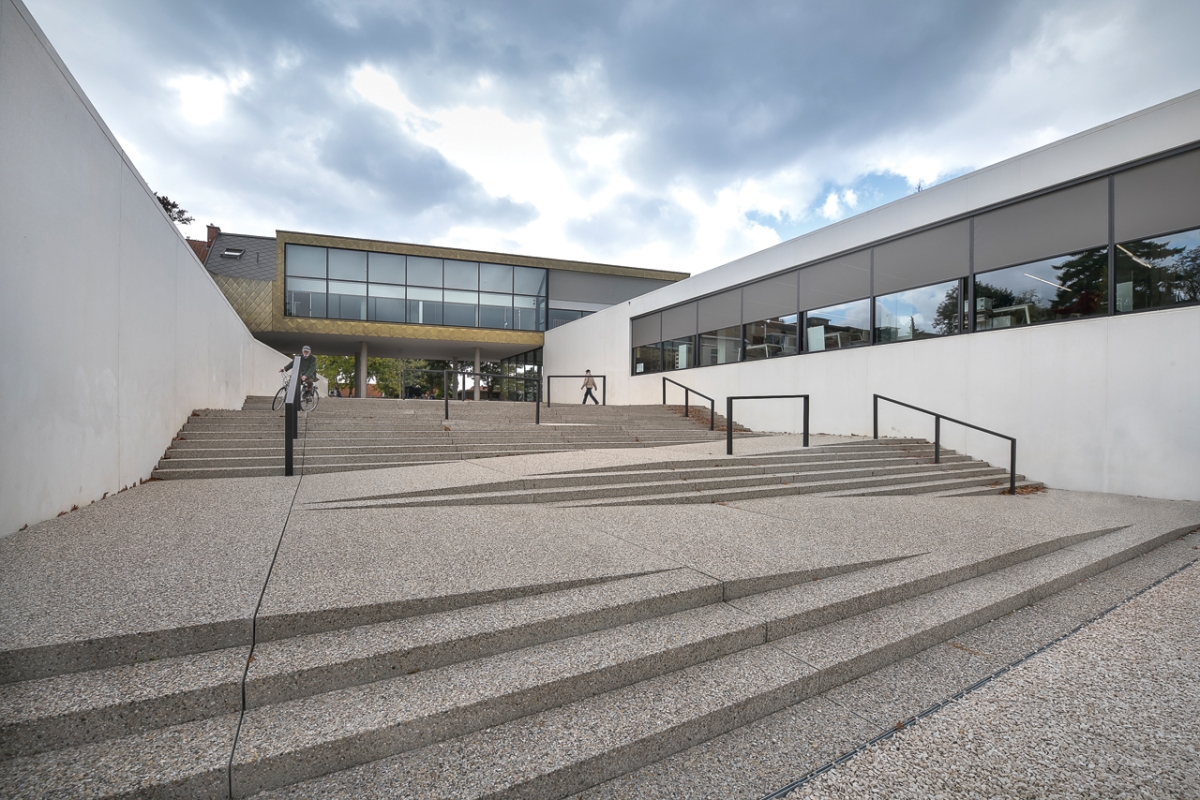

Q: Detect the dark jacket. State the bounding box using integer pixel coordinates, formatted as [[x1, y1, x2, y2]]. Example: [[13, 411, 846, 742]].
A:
[[284, 354, 318, 380]]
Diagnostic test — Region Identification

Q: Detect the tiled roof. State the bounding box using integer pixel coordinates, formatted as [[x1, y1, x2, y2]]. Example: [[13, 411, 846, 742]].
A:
[[204, 233, 276, 281]]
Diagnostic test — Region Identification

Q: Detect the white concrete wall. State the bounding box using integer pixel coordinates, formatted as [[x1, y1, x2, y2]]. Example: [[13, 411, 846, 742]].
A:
[[0, 0, 284, 535], [546, 304, 1200, 501], [545, 88, 1200, 502]]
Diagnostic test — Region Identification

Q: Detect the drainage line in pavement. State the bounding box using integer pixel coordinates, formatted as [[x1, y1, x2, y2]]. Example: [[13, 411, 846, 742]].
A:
[[226, 410, 310, 799], [760, 555, 1198, 800]]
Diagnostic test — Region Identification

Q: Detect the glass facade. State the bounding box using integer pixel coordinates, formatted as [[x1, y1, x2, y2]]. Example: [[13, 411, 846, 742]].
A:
[[662, 336, 695, 371], [548, 308, 595, 329], [744, 315, 799, 360], [284, 245, 548, 331], [974, 247, 1108, 329], [629, 148, 1200, 375], [1114, 226, 1200, 313], [875, 279, 962, 342], [806, 299, 870, 351], [699, 326, 743, 365]]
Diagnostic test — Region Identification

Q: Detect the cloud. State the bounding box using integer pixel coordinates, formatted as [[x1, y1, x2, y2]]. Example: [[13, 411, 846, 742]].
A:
[[23, 0, 1200, 274]]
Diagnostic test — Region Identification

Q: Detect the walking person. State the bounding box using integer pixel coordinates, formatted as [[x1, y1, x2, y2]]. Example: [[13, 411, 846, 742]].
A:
[[581, 370, 599, 405]]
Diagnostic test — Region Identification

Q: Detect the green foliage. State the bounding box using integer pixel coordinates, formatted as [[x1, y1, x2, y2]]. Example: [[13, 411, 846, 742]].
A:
[[154, 193, 194, 225]]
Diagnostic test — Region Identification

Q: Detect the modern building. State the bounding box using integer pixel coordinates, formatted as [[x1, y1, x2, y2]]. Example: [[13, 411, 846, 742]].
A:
[[203, 228, 686, 394], [544, 90, 1200, 502]]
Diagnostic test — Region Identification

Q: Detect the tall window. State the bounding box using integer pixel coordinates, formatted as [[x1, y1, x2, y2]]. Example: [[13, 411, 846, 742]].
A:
[[283, 245, 548, 331], [974, 247, 1108, 330]]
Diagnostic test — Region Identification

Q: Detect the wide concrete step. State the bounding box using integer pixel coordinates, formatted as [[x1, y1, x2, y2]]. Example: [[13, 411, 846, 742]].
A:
[[316, 454, 974, 502], [239, 523, 1169, 798], [320, 460, 995, 509], [2, 522, 1177, 799], [564, 465, 1011, 507]]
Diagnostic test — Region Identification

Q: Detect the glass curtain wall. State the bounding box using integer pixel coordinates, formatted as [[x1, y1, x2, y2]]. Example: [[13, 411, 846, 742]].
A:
[[1114, 226, 1200, 312], [630, 148, 1200, 375], [805, 300, 870, 351], [284, 245, 548, 331], [974, 247, 1108, 329], [874, 279, 963, 342]]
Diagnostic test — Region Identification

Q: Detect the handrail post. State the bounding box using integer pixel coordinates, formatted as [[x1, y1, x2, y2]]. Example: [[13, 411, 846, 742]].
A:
[[709, 398, 715, 431], [547, 378, 551, 406], [1010, 439, 1017, 495], [284, 355, 300, 477], [803, 395, 809, 448], [873, 394, 879, 439], [684, 388, 689, 420], [602, 378, 606, 406], [662, 377, 666, 405], [726, 397, 734, 455], [934, 416, 941, 464], [536, 379, 541, 424], [443, 371, 449, 420]]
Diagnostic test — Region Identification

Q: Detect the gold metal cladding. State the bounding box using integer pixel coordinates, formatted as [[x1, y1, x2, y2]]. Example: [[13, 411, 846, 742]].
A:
[[212, 275, 272, 331], [274, 230, 688, 282], [274, 315, 544, 345]]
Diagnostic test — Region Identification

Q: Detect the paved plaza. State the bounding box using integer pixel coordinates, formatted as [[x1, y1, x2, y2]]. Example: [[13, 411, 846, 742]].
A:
[[1, 435, 1198, 798]]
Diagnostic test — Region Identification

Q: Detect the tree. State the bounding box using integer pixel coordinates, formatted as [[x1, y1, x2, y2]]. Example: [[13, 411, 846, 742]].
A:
[[155, 193, 194, 225]]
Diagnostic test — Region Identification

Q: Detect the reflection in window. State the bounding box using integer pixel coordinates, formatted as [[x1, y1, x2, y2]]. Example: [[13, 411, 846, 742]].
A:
[[633, 344, 662, 374], [1115, 227, 1200, 313], [368, 284, 405, 323], [549, 308, 585, 329], [662, 337, 695, 371], [514, 295, 546, 331], [443, 260, 479, 290], [407, 256, 443, 287], [875, 280, 962, 343], [328, 249, 367, 282], [480, 263, 513, 293], [286, 277, 326, 318], [328, 280, 366, 320], [699, 326, 742, 365], [480, 292, 514, 329], [805, 299, 870, 351], [407, 286, 442, 325], [443, 290, 478, 327], [744, 315, 799, 360], [514, 266, 548, 296], [286, 245, 326, 278], [369, 252, 405, 285], [974, 247, 1108, 329]]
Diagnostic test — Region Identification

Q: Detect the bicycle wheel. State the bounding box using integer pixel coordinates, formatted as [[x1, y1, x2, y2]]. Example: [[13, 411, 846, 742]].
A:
[[272, 386, 287, 412], [300, 387, 318, 412]]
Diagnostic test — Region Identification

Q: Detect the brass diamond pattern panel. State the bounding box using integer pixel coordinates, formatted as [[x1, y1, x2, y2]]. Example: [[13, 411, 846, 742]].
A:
[[213, 275, 273, 332]]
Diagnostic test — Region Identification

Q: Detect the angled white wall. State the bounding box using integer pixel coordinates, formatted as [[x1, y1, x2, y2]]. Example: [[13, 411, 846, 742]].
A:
[[0, 0, 284, 536], [545, 90, 1200, 502]]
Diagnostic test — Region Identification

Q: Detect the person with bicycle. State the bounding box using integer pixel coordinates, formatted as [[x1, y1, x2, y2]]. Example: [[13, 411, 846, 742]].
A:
[[281, 345, 318, 395]]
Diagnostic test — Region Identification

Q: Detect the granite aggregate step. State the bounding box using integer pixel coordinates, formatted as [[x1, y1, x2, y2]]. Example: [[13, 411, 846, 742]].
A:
[[568, 465, 1010, 506], [250, 523, 1183, 800], [330, 462, 1002, 509]]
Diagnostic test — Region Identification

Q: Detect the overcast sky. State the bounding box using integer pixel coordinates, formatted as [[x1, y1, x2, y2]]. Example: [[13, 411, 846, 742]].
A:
[[25, 0, 1200, 274]]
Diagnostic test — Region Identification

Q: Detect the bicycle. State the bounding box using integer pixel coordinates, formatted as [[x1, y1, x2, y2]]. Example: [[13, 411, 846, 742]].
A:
[[272, 373, 319, 412]]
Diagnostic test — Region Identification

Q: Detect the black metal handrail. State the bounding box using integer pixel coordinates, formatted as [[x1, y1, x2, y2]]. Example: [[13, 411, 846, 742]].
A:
[[544, 374, 606, 406], [662, 377, 715, 431], [284, 355, 300, 477], [442, 369, 540, 423], [725, 394, 809, 454], [873, 394, 1016, 494]]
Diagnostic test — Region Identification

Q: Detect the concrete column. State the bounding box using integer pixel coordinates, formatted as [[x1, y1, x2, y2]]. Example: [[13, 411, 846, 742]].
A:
[[356, 341, 368, 399], [473, 347, 481, 401]]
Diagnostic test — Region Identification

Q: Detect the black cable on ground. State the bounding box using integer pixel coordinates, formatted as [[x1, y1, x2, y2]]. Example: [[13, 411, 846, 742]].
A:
[[761, 555, 1199, 799], [226, 409, 310, 798]]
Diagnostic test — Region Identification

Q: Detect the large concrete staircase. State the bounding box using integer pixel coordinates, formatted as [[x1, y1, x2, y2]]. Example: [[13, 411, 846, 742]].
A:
[[316, 438, 1041, 508], [152, 398, 738, 479], [1, 521, 1190, 798]]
